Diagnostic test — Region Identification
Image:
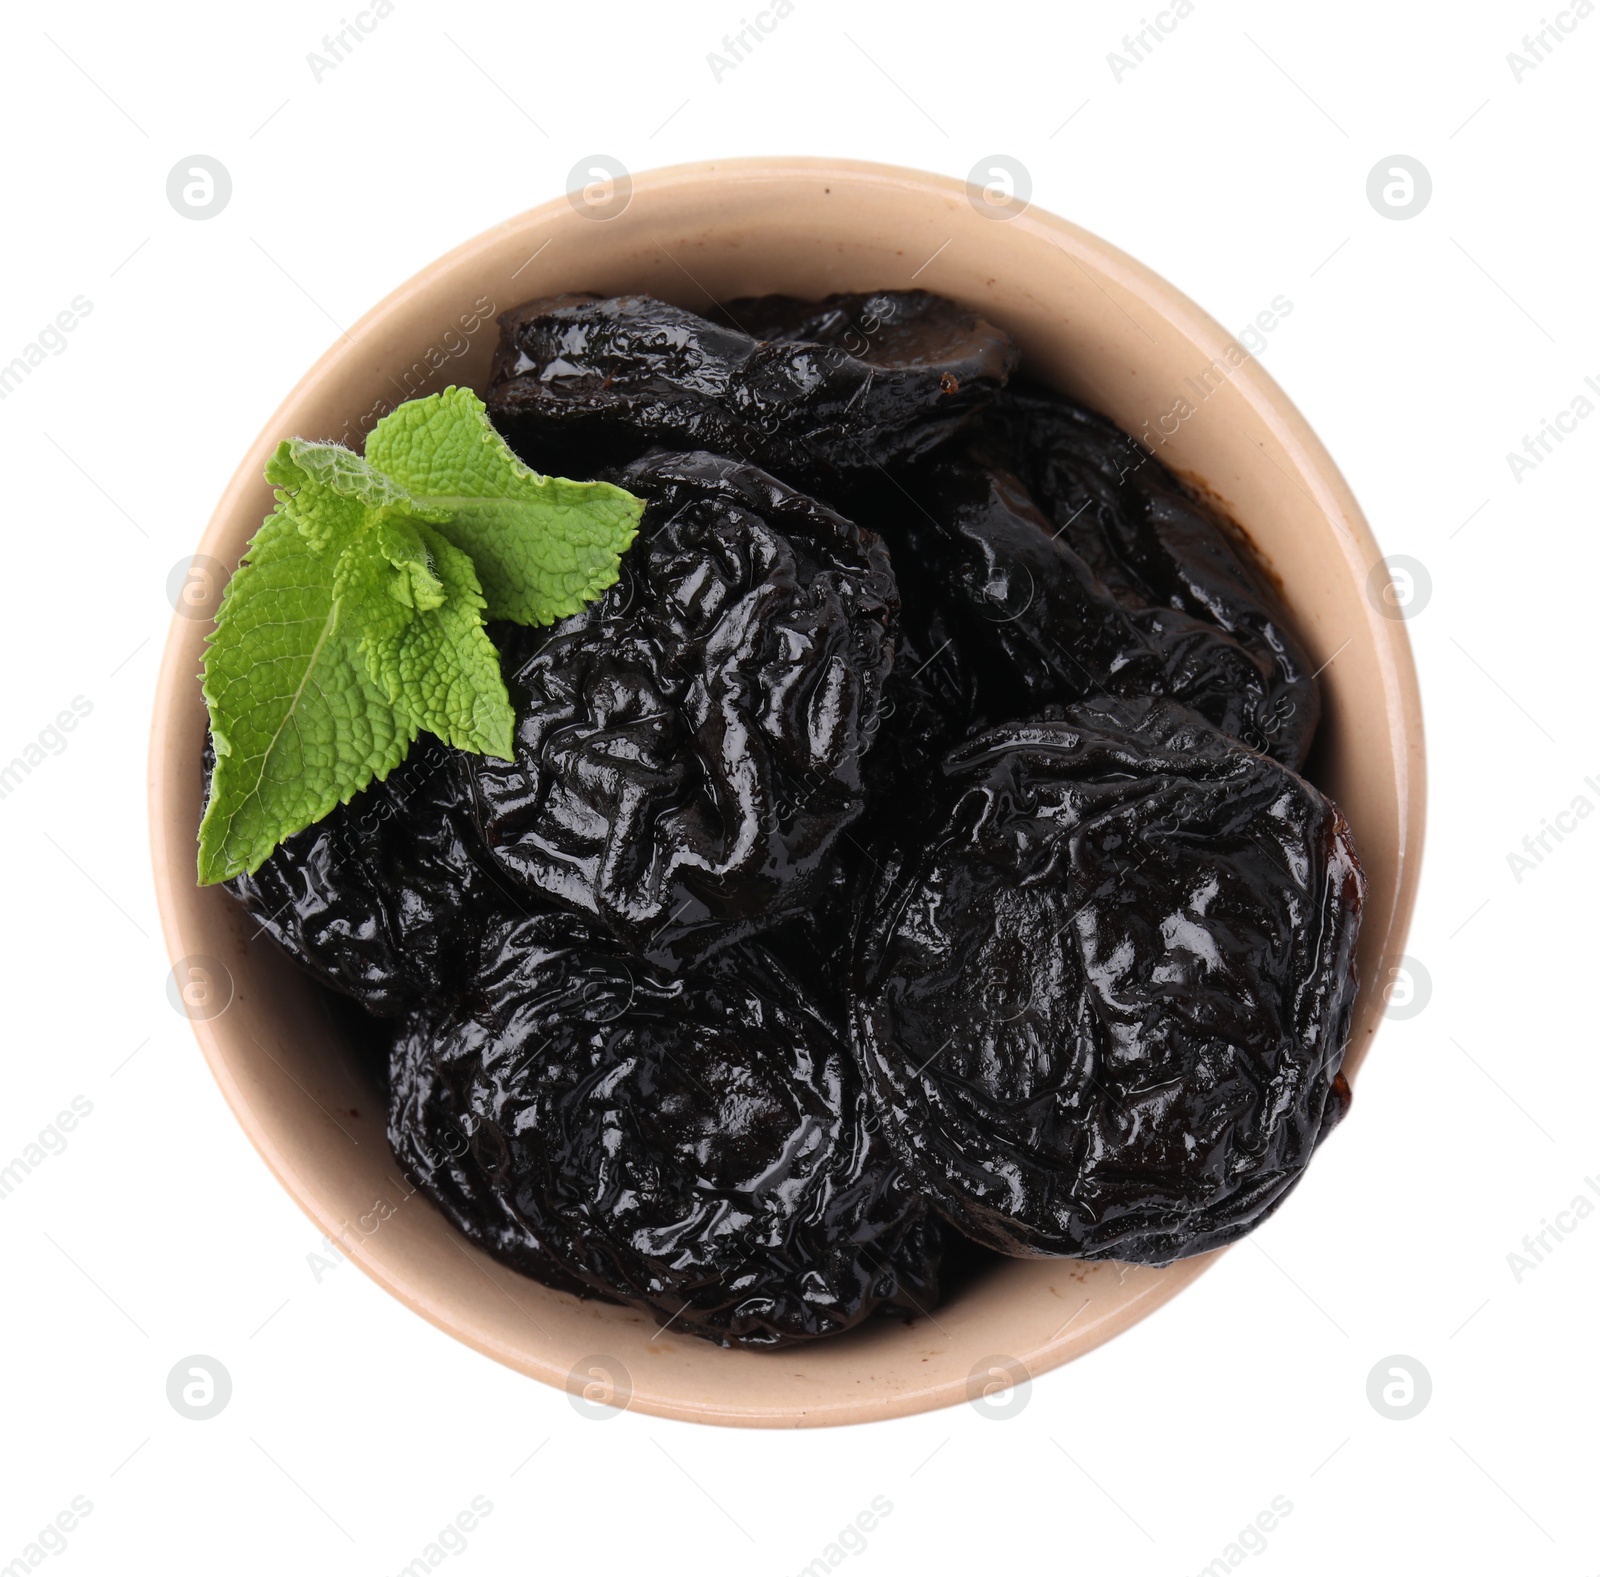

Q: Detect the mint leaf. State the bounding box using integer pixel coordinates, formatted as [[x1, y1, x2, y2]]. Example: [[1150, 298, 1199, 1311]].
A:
[[335, 517, 514, 758], [198, 390, 643, 883], [366, 385, 642, 624], [267, 438, 444, 550], [197, 502, 413, 885]]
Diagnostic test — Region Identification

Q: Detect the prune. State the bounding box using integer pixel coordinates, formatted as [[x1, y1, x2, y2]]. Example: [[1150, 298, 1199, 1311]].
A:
[[882, 452, 1307, 764], [851, 697, 1363, 1263], [486, 290, 1018, 484], [977, 382, 1319, 764], [462, 449, 898, 968], [389, 912, 944, 1346], [214, 734, 510, 1016]]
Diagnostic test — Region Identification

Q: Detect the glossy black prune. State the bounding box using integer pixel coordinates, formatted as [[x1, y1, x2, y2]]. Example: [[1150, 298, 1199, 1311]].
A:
[[851, 697, 1363, 1264], [885, 452, 1309, 765], [977, 382, 1319, 764], [462, 449, 898, 968], [214, 734, 510, 1016], [389, 913, 944, 1347], [486, 290, 1018, 484]]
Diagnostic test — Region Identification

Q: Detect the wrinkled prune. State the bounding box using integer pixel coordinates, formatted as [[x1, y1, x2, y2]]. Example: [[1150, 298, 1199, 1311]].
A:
[[978, 382, 1319, 764], [851, 697, 1363, 1264], [389, 913, 944, 1346], [214, 734, 510, 1016], [885, 454, 1299, 761], [487, 291, 1018, 484], [463, 450, 898, 967]]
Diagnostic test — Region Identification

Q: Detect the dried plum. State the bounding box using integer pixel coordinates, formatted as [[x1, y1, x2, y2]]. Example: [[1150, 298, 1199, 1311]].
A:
[[462, 449, 898, 968], [389, 912, 944, 1346], [851, 697, 1363, 1263], [978, 382, 1319, 763], [885, 453, 1307, 764], [214, 734, 511, 1016], [487, 290, 1018, 484]]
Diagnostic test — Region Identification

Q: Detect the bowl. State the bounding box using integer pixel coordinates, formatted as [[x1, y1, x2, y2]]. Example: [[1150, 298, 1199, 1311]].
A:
[[149, 157, 1425, 1427]]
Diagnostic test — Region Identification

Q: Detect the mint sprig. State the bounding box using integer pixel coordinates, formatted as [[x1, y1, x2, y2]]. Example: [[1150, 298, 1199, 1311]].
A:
[[197, 387, 642, 885]]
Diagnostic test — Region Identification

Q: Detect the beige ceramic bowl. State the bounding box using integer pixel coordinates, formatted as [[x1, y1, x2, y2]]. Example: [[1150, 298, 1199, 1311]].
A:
[[149, 158, 1424, 1427]]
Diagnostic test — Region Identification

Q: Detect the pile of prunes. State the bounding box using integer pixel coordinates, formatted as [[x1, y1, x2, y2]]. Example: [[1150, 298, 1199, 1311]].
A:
[[217, 290, 1364, 1348]]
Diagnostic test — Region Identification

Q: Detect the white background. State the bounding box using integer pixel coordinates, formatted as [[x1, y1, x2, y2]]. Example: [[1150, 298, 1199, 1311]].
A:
[[1, 0, 1594, 1571]]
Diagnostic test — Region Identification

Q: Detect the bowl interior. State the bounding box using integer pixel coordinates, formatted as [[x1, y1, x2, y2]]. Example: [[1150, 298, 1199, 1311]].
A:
[[149, 159, 1423, 1427]]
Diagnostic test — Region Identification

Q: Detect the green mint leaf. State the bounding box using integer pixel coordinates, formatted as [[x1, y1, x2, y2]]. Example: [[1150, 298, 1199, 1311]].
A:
[[334, 517, 514, 759], [266, 438, 446, 550], [199, 390, 643, 883], [197, 501, 413, 885], [365, 385, 642, 625]]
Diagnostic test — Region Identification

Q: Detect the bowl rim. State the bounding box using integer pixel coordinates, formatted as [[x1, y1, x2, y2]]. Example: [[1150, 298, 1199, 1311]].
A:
[[148, 155, 1425, 1426]]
